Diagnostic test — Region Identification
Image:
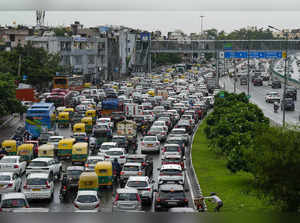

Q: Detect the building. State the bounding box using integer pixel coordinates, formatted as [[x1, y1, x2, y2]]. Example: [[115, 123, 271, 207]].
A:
[[119, 29, 136, 75], [0, 26, 33, 50]]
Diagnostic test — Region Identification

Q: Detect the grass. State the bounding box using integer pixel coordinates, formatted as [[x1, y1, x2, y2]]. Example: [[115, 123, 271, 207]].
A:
[[192, 120, 276, 212]]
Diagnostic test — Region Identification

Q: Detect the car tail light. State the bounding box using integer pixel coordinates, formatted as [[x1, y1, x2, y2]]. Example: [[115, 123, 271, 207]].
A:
[[14, 165, 19, 169], [184, 198, 188, 203], [162, 148, 166, 152], [178, 147, 181, 152], [114, 193, 119, 202], [141, 142, 144, 146], [120, 171, 125, 175], [95, 203, 100, 208], [25, 205, 29, 208], [156, 197, 161, 202], [7, 183, 13, 187], [73, 202, 79, 208], [136, 194, 141, 202], [105, 155, 110, 159], [63, 186, 67, 190], [120, 156, 125, 159], [23, 184, 28, 189], [142, 162, 146, 166], [85, 164, 88, 167], [138, 172, 142, 176], [46, 181, 51, 189], [0, 207, 2, 212], [147, 188, 151, 191], [177, 173, 183, 176], [85, 137, 88, 141]]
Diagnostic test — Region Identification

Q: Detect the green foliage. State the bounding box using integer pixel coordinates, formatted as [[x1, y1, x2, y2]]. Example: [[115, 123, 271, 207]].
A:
[[0, 73, 24, 116], [247, 127, 300, 211], [204, 92, 269, 173], [0, 44, 63, 88], [216, 27, 275, 40]]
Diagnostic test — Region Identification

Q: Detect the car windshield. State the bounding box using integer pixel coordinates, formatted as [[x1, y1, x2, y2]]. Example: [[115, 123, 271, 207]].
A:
[[27, 178, 47, 185], [0, 175, 11, 181], [1, 199, 26, 208], [123, 166, 139, 171], [127, 181, 148, 188], [106, 151, 123, 156], [67, 170, 83, 176], [160, 169, 182, 175], [117, 193, 138, 201], [29, 161, 48, 167], [0, 158, 17, 163], [160, 191, 186, 199], [143, 137, 157, 142], [76, 195, 97, 203]]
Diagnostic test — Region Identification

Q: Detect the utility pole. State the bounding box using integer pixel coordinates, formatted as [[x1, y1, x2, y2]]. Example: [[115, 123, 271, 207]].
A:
[[200, 16, 205, 37], [247, 32, 250, 97], [234, 60, 237, 93]]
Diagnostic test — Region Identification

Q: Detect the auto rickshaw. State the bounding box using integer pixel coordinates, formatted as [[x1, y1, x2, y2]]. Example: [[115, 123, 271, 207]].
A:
[[64, 108, 75, 120], [38, 144, 55, 158], [73, 123, 86, 133], [17, 143, 34, 162], [81, 117, 93, 134], [72, 142, 88, 165], [147, 90, 155, 97], [85, 110, 97, 124], [1, 140, 17, 155], [57, 138, 76, 159], [57, 112, 70, 128], [78, 172, 99, 191], [83, 82, 92, 89], [94, 161, 113, 188]]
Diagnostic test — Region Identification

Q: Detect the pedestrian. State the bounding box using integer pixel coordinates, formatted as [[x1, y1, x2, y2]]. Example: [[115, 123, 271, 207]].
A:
[[203, 192, 223, 212]]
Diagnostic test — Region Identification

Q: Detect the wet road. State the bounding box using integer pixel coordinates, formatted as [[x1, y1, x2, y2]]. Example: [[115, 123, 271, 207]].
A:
[[220, 75, 300, 126], [27, 124, 194, 212]]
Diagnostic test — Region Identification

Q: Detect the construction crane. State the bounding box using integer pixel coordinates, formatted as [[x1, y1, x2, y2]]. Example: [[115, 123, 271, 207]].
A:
[[36, 10, 45, 28]]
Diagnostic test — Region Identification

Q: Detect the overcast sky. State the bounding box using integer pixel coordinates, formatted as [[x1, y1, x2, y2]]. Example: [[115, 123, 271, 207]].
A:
[[1, 0, 300, 35]]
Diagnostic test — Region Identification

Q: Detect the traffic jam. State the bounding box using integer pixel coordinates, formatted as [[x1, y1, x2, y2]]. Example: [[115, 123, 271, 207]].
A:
[[0, 65, 216, 212]]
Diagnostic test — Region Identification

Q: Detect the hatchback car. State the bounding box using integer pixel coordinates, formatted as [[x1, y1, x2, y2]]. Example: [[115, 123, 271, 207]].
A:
[[85, 156, 105, 172], [66, 166, 85, 188], [22, 173, 54, 202], [104, 148, 127, 165], [147, 126, 167, 141], [0, 193, 29, 212], [73, 190, 101, 212], [125, 176, 154, 205], [0, 172, 22, 193], [158, 164, 185, 185], [161, 155, 185, 169], [126, 154, 153, 178], [154, 184, 189, 212], [0, 156, 27, 175], [161, 144, 182, 158], [152, 121, 168, 132], [112, 188, 142, 212], [120, 163, 144, 187], [99, 142, 118, 154], [141, 136, 160, 154]]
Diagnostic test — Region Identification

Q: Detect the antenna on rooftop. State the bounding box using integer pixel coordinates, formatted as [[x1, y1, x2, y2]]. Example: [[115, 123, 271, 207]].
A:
[[36, 10, 45, 28]]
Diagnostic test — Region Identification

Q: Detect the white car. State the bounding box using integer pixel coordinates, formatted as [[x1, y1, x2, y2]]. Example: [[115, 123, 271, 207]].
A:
[[85, 155, 105, 172], [97, 118, 114, 129], [104, 148, 127, 165], [265, 92, 281, 103], [152, 121, 168, 132], [0, 172, 22, 193], [73, 190, 101, 212], [158, 164, 185, 185], [22, 173, 54, 201], [0, 193, 29, 212], [0, 156, 27, 175], [141, 136, 160, 154], [47, 136, 64, 149], [161, 144, 182, 158], [26, 158, 62, 179], [99, 142, 118, 154]]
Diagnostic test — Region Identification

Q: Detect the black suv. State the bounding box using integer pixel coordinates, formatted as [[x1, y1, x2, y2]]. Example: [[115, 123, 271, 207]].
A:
[[154, 184, 189, 212], [272, 80, 282, 89], [285, 87, 297, 101], [281, 98, 295, 111]]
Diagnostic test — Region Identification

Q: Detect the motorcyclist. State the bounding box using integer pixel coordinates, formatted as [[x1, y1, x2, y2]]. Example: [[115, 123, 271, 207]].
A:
[[60, 173, 69, 200], [274, 101, 279, 112], [112, 158, 121, 178]]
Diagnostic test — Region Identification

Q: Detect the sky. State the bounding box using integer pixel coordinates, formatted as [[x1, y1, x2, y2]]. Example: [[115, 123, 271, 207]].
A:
[[1, 10, 300, 35], [1, 0, 300, 35]]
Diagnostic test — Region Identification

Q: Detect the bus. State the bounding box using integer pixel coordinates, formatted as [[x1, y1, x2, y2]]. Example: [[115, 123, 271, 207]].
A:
[[53, 75, 84, 91], [45, 89, 73, 107], [25, 103, 56, 138]]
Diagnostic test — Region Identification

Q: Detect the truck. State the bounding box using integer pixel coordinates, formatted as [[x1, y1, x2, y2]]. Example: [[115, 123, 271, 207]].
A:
[[116, 120, 137, 153], [124, 103, 143, 118], [16, 85, 39, 102], [101, 98, 122, 117]]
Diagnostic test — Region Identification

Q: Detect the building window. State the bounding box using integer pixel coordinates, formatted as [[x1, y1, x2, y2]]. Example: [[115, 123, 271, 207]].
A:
[[88, 55, 95, 64], [63, 56, 70, 65], [128, 48, 130, 53], [74, 56, 82, 65]]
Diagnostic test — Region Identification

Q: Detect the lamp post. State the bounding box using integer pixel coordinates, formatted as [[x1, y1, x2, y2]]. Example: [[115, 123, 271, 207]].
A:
[[268, 25, 288, 127], [247, 31, 250, 97], [200, 16, 205, 37]]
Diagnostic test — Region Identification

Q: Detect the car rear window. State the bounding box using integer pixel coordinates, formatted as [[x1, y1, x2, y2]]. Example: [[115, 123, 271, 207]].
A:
[[160, 169, 182, 175], [1, 199, 26, 208], [0, 175, 11, 181], [0, 158, 17, 163], [27, 178, 47, 185], [76, 195, 97, 203], [87, 159, 103, 164], [127, 181, 148, 188], [143, 137, 156, 142], [160, 190, 185, 199], [117, 193, 138, 201], [164, 158, 181, 162], [67, 170, 83, 176], [28, 161, 48, 167], [165, 146, 179, 152], [106, 151, 123, 156], [123, 166, 139, 171], [127, 158, 144, 163]]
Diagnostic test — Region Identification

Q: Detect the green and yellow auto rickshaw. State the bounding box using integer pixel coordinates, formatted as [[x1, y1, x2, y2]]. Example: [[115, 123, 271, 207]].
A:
[[78, 172, 99, 191], [57, 138, 76, 159], [57, 112, 70, 128], [72, 142, 88, 165], [94, 161, 113, 188], [85, 110, 97, 124], [81, 117, 93, 134], [38, 144, 55, 158], [17, 144, 34, 162], [1, 140, 17, 155]]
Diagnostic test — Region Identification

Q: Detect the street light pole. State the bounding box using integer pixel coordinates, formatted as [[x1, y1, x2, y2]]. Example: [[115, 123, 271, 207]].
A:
[[200, 16, 205, 37], [268, 25, 288, 127], [247, 32, 250, 97]]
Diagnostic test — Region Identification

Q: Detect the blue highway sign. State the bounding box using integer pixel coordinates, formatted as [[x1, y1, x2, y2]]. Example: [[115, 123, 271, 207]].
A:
[[224, 51, 282, 59]]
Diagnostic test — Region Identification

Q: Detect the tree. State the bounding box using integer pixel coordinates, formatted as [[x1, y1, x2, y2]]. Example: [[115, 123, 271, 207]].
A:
[[152, 53, 182, 65], [0, 73, 23, 117], [248, 126, 300, 211]]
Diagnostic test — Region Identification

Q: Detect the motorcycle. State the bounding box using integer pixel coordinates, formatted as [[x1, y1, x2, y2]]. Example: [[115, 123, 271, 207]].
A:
[[59, 185, 68, 201], [274, 104, 279, 113]]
